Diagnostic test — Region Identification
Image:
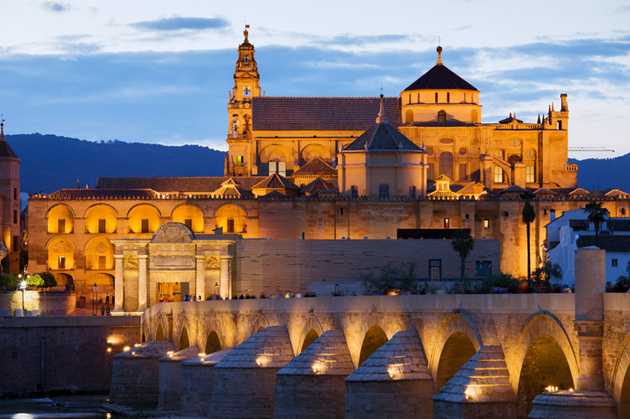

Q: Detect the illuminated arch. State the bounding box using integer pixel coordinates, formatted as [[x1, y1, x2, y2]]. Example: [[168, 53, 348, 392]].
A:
[[607, 330, 630, 409], [301, 144, 332, 163], [84, 204, 118, 234], [171, 204, 204, 233], [128, 204, 161, 234], [84, 236, 114, 270], [358, 325, 389, 366], [153, 314, 168, 341], [46, 204, 75, 234], [405, 109, 414, 124], [510, 314, 578, 395], [45, 237, 76, 271], [296, 316, 324, 355], [214, 203, 248, 234], [86, 273, 115, 304], [259, 144, 292, 164], [178, 324, 191, 351], [250, 314, 270, 336], [428, 313, 482, 382], [205, 331, 222, 354]]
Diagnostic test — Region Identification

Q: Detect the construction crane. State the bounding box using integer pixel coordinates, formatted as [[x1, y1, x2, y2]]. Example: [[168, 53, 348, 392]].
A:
[[568, 147, 615, 152]]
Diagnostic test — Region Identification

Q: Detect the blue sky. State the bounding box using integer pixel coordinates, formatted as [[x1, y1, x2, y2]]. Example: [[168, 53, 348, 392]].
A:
[[1, 0, 629, 158]]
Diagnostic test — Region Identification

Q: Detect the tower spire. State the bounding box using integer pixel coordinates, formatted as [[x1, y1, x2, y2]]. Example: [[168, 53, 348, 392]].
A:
[[243, 24, 249, 42], [375, 94, 388, 124], [437, 46, 443, 65], [0, 115, 5, 141]]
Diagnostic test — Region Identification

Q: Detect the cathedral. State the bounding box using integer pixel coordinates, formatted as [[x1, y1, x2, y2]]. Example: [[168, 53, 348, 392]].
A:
[[27, 27, 626, 311]]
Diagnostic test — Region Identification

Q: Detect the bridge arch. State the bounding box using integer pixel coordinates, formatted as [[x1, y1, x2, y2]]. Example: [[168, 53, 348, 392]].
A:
[[358, 324, 389, 366], [610, 331, 630, 414], [204, 330, 222, 354], [175, 317, 191, 351], [428, 313, 482, 388], [296, 316, 324, 355], [250, 314, 270, 336], [511, 313, 578, 395], [153, 314, 168, 341]]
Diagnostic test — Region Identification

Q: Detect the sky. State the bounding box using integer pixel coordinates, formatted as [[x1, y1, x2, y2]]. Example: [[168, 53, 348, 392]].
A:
[[0, 0, 629, 158]]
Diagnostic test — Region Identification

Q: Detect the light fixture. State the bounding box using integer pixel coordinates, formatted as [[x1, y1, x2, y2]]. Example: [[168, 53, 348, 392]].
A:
[[198, 353, 206, 357], [123, 346, 130, 352]]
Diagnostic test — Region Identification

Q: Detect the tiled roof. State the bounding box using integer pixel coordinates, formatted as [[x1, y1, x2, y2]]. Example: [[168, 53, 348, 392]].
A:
[[277, 330, 354, 376], [533, 188, 557, 196], [215, 326, 294, 369], [345, 331, 431, 382], [403, 64, 478, 92], [606, 189, 629, 197], [499, 185, 527, 194], [568, 188, 590, 196], [292, 157, 337, 177], [159, 345, 200, 362], [577, 235, 630, 251], [251, 97, 402, 131], [343, 123, 421, 151], [0, 139, 17, 158], [97, 177, 262, 193], [498, 114, 523, 124], [252, 173, 300, 190], [457, 181, 487, 196], [113, 340, 174, 359], [261, 190, 288, 198], [181, 348, 232, 366], [569, 220, 590, 230], [212, 178, 255, 198], [45, 188, 160, 200], [607, 220, 630, 231], [300, 177, 338, 195]]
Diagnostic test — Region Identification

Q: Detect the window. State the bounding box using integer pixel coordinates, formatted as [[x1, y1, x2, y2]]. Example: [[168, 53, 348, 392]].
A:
[[438, 110, 447, 123], [526, 165, 535, 183], [612, 259, 619, 267], [459, 163, 468, 181], [13, 188, 17, 200], [243, 85, 251, 96], [476, 261, 492, 276], [269, 161, 286, 176], [58, 256, 66, 270], [13, 236, 18, 251], [557, 120, 562, 130], [435, 92, 438, 103], [484, 219, 489, 229], [447, 92, 450, 103], [13, 210, 17, 224], [623, 209, 627, 216], [98, 256, 106, 270], [379, 184, 389, 199], [98, 219, 106, 234], [141, 219, 149, 234], [444, 218, 450, 229], [505, 211, 509, 217], [409, 186, 416, 199], [427, 164, 435, 180], [184, 219, 193, 229], [459, 147, 467, 155], [494, 149, 504, 159], [227, 218, 235, 233], [494, 166, 504, 183], [317, 219, 324, 229], [429, 259, 442, 281], [508, 139, 521, 147], [440, 152, 453, 179], [58, 219, 66, 233], [351, 186, 359, 199], [526, 149, 536, 158], [340, 208, 344, 216]]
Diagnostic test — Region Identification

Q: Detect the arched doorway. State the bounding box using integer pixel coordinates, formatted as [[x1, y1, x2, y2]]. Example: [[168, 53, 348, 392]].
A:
[[359, 325, 388, 366], [205, 331, 221, 354], [435, 331, 476, 390], [301, 329, 319, 353], [516, 335, 574, 418]]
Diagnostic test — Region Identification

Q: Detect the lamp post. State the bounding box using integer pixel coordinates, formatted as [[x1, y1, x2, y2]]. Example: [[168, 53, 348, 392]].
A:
[[92, 283, 97, 316], [20, 280, 26, 315]]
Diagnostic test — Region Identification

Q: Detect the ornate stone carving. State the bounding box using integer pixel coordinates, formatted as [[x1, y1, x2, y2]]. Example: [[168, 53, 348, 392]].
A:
[[124, 255, 139, 270], [53, 240, 70, 253], [152, 223, 194, 243], [205, 255, 221, 270], [95, 241, 109, 254]]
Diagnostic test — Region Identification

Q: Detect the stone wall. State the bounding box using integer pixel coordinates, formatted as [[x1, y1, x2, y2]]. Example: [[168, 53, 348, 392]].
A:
[[0, 316, 141, 396], [0, 291, 76, 316], [235, 239, 500, 296]]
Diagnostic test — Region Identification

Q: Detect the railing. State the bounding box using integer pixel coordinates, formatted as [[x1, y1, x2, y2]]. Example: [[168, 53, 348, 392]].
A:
[[565, 164, 578, 171], [486, 123, 543, 130]]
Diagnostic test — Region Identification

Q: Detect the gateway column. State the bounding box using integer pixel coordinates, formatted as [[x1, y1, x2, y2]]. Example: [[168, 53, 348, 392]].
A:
[[137, 255, 148, 311], [195, 255, 205, 300], [220, 255, 232, 299], [114, 255, 124, 313]]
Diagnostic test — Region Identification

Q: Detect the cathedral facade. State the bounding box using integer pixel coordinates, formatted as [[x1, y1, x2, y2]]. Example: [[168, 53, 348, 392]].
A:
[[27, 27, 624, 309]]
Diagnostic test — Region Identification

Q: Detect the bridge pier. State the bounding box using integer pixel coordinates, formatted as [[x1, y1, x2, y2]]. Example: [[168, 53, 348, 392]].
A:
[[157, 345, 199, 411], [432, 345, 516, 418], [208, 326, 294, 418], [180, 349, 232, 417], [274, 330, 355, 419], [345, 331, 434, 419], [109, 340, 174, 408]]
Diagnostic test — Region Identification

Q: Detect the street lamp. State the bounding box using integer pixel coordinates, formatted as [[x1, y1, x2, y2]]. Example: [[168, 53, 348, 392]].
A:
[[20, 280, 26, 315], [92, 283, 97, 316]]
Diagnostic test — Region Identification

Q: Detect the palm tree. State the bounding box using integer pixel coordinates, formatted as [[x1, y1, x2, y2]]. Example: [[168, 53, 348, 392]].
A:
[[451, 229, 475, 280], [586, 200, 608, 246], [521, 190, 536, 281]]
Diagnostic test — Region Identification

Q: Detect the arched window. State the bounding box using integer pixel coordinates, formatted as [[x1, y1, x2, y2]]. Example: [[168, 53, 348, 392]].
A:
[[438, 110, 447, 123], [379, 184, 389, 199], [405, 109, 414, 124], [494, 166, 505, 183], [526, 165, 536, 183], [471, 109, 478, 123], [440, 152, 453, 179]]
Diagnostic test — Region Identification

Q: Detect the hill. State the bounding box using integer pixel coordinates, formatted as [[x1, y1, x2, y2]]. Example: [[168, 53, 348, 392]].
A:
[[7, 134, 227, 194], [569, 155, 630, 192]]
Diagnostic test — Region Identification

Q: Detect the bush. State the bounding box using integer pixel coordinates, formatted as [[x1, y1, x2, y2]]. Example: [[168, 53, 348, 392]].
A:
[[0, 273, 20, 288], [26, 272, 57, 289], [360, 262, 417, 295]]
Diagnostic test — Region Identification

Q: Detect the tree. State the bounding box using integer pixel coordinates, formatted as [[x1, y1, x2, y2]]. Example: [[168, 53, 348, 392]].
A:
[[532, 261, 563, 283], [451, 229, 475, 280], [586, 201, 608, 246], [360, 261, 417, 294], [26, 272, 57, 289], [521, 190, 536, 281]]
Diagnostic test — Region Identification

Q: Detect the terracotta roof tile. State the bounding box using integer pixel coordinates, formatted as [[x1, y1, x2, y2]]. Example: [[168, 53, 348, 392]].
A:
[[292, 157, 337, 177], [97, 177, 262, 193], [300, 177, 338, 195], [533, 188, 557, 196], [45, 188, 160, 200], [252, 173, 300, 190], [252, 97, 402, 131]]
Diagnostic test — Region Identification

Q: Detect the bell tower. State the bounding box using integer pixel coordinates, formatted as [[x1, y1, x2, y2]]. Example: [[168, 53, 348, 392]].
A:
[[226, 25, 261, 176], [0, 119, 21, 274]]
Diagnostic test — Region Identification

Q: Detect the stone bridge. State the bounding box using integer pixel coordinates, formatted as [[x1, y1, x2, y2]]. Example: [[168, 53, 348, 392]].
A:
[[114, 248, 630, 418]]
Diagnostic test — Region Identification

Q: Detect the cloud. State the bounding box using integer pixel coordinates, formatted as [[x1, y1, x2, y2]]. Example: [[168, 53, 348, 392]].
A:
[[41, 2, 70, 13], [131, 17, 230, 32]]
